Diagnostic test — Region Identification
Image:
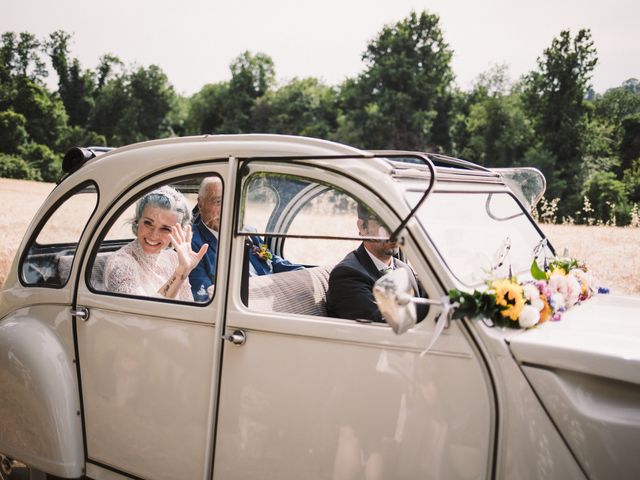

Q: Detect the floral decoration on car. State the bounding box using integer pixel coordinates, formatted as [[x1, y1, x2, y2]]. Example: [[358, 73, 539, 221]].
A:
[[447, 257, 606, 329], [253, 243, 273, 261]]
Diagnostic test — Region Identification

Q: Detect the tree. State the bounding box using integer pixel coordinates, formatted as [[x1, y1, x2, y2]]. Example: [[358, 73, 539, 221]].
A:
[[523, 29, 598, 217], [224, 51, 275, 132], [252, 77, 338, 138], [91, 65, 177, 145], [0, 152, 40, 180], [337, 10, 454, 150], [46, 30, 96, 127], [0, 109, 29, 153], [455, 65, 534, 167], [0, 31, 67, 151], [19, 142, 61, 182], [185, 82, 230, 135], [583, 171, 630, 225], [619, 114, 640, 172], [185, 51, 276, 135]]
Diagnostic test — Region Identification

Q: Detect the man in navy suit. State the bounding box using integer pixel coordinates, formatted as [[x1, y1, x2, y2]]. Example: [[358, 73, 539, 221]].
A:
[[189, 177, 302, 302], [326, 204, 426, 323]]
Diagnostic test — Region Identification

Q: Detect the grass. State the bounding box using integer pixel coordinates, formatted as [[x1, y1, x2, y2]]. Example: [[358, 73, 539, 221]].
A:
[[1, 178, 638, 296]]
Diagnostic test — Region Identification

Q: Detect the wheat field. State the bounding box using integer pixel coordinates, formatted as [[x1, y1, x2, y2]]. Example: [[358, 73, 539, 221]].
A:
[[1, 178, 638, 296]]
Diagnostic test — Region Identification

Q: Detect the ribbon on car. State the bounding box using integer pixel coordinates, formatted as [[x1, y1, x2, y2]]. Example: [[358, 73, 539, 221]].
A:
[[420, 296, 456, 358]]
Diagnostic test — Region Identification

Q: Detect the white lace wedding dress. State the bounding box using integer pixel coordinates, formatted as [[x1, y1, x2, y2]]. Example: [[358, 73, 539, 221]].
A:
[[104, 240, 193, 301]]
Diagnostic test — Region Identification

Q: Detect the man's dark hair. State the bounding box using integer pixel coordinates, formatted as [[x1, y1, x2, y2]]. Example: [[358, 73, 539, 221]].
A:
[[357, 203, 374, 221]]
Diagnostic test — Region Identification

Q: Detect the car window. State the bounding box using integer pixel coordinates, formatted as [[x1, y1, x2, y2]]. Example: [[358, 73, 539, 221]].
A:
[[240, 172, 389, 317], [20, 182, 98, 287], [88, 174, 223, 304]]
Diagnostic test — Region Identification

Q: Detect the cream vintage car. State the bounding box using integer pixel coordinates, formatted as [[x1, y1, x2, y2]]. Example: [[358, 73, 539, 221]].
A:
[[0, 135, 638, 480]]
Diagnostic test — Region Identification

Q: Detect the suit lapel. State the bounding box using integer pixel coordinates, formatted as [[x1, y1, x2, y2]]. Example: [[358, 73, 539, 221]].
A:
[[196, 220, 218, 278], [355, 243, 383, 280]]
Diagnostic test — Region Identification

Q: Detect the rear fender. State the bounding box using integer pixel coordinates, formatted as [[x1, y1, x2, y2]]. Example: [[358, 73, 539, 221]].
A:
[[0, 314, 84, 477]]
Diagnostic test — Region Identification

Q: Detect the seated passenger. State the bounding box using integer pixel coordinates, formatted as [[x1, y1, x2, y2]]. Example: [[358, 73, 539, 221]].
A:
[[326, 204, 427, 323], [190, 177, 303, 302], [104, 186, 207, 301]]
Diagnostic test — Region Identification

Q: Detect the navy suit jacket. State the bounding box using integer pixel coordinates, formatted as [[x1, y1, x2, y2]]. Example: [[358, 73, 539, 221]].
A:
[[189, 218, 303, 301], [326, 243, 426, 323], [189, 219, 219, 302]]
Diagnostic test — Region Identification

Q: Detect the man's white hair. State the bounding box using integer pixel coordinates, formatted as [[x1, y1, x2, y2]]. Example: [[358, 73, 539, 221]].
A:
[[198, 176, 222, 198]]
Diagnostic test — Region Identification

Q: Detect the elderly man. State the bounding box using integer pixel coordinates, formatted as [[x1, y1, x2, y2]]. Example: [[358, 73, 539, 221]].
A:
[[189, 176, 302, 301], [326, 204, 426, 323]]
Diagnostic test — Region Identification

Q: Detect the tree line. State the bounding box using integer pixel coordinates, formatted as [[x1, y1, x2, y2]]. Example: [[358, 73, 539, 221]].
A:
[[1, 11, 639, 225]]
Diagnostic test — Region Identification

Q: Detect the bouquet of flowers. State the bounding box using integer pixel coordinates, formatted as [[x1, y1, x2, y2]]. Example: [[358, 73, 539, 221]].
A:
[[448, 257, 603, 329], [253, 243, 273, 261]]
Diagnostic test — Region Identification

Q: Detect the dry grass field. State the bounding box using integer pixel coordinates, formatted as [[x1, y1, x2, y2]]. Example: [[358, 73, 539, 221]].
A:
[[1, 178, 638, 296]]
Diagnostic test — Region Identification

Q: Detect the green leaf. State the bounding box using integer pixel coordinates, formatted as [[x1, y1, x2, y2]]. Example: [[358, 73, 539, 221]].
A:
[[530, 259, 548, 280]]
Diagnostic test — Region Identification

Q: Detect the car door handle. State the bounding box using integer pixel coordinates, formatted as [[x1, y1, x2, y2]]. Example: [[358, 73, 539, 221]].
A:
[[71, 306, 90, 322], [224, 329, 247, 345]]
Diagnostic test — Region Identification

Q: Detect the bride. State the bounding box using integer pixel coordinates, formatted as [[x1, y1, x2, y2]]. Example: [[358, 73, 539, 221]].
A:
[[104, 185, 208, 301]]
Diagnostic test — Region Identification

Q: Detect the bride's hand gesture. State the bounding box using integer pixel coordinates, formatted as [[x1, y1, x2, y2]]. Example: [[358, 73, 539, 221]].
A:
[[169, 223, 208, 275]]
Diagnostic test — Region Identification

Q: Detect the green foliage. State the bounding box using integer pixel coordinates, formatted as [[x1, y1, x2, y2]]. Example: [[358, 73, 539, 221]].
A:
[[523, 29, 598, 217], [185, 82, 230, 134], [623, 158, 640, 204], [459, 84, 533, 166], [46, 30, 97, 127], [0, 152, 41, 180], [19, 143, 61, 182], [11, 77, 68, 148], [55, 125, 106, 156], [0, 109, 29, 153], [619, 114, 640, 172], [337, 10, 454, 150], [252, 77, 338, 138], [582, 171, 630, 225], [91, 65, 177, 145]]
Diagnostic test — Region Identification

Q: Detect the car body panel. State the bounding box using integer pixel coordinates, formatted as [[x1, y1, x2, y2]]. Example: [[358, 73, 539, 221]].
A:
[[509, 295, 640, 386], [0, 308, 83, 477]]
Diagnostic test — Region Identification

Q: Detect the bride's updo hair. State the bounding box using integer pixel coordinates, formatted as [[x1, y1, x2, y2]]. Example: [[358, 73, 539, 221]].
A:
[[132, 185, 191, 235]]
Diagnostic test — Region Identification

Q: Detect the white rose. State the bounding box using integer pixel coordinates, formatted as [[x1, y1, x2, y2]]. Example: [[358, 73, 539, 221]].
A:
[[548, 274, 568, 297], [519, 305, 540, 328], [565, 274, 581, 308], [550, 293, 565, 312], [523, 284, 544, 311]]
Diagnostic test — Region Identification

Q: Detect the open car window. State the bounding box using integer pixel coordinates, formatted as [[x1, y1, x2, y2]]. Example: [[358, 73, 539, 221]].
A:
[[88, 175, 221, 304], [239, 172, 392, 265], [240, 171, 402, 318], [20, 182, 98, 287]]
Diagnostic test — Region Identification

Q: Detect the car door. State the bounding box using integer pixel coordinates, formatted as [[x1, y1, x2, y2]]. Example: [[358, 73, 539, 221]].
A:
[[212, 162, 495, 480], [73, 164, 232, 480]]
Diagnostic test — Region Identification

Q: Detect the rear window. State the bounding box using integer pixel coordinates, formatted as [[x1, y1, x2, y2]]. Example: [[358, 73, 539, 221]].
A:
[[20, 182, 98, 287]]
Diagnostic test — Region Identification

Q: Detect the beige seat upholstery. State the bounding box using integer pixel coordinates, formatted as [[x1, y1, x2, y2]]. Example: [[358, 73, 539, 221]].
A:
[[248, 265, 333, 316]]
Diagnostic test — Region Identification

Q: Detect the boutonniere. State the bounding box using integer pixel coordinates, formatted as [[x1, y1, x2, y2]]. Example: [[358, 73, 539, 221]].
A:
[[252, 243, 273, 261]]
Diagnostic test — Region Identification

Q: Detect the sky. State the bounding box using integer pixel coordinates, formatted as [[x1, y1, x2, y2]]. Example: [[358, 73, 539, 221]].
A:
[[3, 0, 639, 96]]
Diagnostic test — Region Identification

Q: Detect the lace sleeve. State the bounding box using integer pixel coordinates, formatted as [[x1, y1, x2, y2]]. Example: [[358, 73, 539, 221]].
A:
[[104, 252, 147, 296]]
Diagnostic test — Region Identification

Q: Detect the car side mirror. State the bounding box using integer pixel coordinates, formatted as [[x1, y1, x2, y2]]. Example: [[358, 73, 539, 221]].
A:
[[373, 268, 418, 334]]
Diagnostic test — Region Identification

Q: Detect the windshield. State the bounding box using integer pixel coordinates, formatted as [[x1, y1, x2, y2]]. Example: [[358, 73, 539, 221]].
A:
[[408, 190, 553, 286]]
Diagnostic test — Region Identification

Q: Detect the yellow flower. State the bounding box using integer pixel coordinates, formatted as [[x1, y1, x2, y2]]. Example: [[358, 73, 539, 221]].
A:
[[492, 279, 525, 321]]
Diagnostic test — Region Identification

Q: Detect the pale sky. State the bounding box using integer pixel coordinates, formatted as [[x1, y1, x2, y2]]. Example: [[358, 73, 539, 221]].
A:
[[3, 0, 639, 96]]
